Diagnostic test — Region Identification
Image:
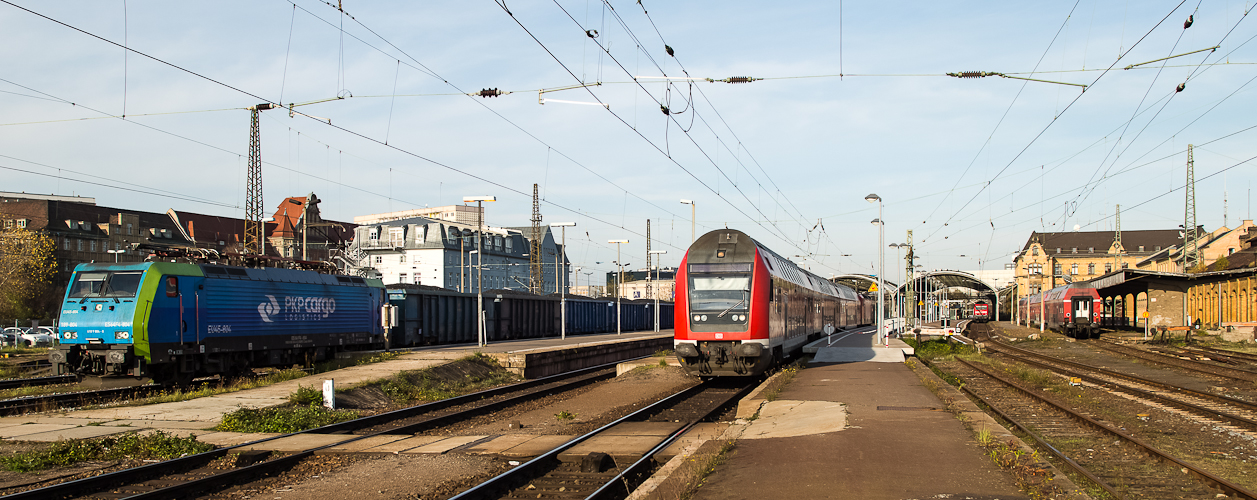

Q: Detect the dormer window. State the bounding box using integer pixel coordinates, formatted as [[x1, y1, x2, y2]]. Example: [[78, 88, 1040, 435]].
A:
[[1032, 247, 1038, 256], [1071, 247, 1077, 254], [1155, 246, 1161, 251], [1056, 247, 1061, 254], [1138, 246, 1144, 252], [1088, 247, 1093, 253]]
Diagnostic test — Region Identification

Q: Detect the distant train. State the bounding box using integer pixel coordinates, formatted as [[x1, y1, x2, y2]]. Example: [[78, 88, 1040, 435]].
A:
[[972, 301, 991, 323], [1020, 284, 1102, 338], [673, 229, 862, 377], [52, 262, 387, 385]]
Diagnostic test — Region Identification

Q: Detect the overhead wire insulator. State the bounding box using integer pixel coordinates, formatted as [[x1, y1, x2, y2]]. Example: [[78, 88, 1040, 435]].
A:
[[665, 44, 675, 57], [1176, 82, 1186, 92], [1184, 14, 1193, 29], [946, 71, 998, 78], [476, 88, 506, 98], [709, 76, 761, 84], [660, 104, 670, 115]]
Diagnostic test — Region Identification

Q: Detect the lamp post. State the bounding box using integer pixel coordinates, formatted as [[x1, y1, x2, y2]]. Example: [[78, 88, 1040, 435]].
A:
[[551, 223, 575, 339], [609, 239, 630, 334], [463, 196, 495, 347], [679, 200, 695, 244], [649, 250, 667, 332], [106, 249, 124, 263], [866, 193, 885, 346]]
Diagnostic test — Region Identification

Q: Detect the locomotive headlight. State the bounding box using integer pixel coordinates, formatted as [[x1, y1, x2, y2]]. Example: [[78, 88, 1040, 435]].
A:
[[701, 315, 708, 321], [693, 315, 701, 321], [114, 331, 131, 340]]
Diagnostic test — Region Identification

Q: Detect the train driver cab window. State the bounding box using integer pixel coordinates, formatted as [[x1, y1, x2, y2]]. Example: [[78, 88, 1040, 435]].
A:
[[166, 276, 178, 297]]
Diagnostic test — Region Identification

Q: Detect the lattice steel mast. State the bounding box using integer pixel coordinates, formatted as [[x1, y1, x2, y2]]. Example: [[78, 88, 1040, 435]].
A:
[[244, 103, 275, 255], [530, 184, 543, 294], [1183, 144, 1201, 271], [1113, 204, 1122, 272], [645, 220, 652, 300]]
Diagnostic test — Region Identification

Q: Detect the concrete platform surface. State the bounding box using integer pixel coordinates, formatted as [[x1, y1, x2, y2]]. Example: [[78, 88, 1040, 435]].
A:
[[805, 329, 913, 363], [317, 434, 409, 454], [740, 400, 846, 439], [558, 435, 666, 463], [400, 435, 488, 454], [12, 425, 135, 442], [358, 435, 446, 454], [654, 422, 729, 463], [242, 433, 349, 452], [691, 362, 1032, 500], [498, 434, 576, 458]]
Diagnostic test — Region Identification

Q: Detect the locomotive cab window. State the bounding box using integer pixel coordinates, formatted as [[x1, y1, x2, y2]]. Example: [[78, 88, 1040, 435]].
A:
[[688, 262, 752, 331], [165, 276, 179, 297], [68, 271, 144, 298]]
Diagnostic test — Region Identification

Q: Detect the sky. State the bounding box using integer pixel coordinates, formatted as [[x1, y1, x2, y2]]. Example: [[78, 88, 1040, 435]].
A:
[[3, 0, 1256, 284]]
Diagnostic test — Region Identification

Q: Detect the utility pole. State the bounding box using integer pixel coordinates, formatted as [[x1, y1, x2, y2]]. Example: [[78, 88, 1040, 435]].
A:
[[1183, 144, 1201, 272], [905, 230, 915, 327], [1113, 204, 1123, 272], [530, 184, 543, 293], [645, 220, 652, 300], [245, 103, 276, 255]]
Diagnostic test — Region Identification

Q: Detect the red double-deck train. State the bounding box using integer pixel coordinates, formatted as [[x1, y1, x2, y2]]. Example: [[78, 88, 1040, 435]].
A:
[[1020, 284, 1102, 338], [673, 230, 861, 377]]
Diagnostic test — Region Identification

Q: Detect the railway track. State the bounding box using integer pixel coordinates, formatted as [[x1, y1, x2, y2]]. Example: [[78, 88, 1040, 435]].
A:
[[983, 339, 1257, 432], [450, 379, 756, 500], [1, 358, 639, 500], [1089, 339, 1257, 384], [0, 375, 76, 391], [946, 357, 1257, 499], [0, 384, 167, 417]]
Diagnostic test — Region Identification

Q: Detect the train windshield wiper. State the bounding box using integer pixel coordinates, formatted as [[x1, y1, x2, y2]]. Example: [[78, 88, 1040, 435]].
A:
[[717, 290, 749, 317]]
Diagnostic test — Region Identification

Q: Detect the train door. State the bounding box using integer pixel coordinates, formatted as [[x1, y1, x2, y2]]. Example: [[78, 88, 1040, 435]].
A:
[[1071, 297, 1091, 324]]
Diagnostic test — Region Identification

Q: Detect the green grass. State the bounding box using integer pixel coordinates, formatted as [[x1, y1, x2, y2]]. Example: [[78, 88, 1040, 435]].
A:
[[0, 431, 216, 472], [289, 384, 323, 406], [374, 353, 518, 404], [214, 403, 360, 433], [905, 338, 976, 361]]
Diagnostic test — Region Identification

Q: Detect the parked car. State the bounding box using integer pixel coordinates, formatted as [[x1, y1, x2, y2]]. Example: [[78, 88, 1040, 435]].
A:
[[0, 327, 24, 348], [19, 328, 54, 347]]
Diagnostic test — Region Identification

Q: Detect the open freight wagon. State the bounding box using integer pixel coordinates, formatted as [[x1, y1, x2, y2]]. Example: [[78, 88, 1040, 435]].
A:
[[384, 285, 674, 346]]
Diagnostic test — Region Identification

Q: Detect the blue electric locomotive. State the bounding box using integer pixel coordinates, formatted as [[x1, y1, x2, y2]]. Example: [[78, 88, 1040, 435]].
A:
[[52, 262, 387, 384]]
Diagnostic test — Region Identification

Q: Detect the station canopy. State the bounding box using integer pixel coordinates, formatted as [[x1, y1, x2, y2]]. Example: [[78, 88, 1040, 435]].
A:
[[831, 271, 999, 295]]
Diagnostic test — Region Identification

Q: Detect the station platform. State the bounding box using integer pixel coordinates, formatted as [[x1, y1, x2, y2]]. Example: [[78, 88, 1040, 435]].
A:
[[686, 332, 1040, 500], [0, 330, 672, 442], [803, 326, 915, 363]]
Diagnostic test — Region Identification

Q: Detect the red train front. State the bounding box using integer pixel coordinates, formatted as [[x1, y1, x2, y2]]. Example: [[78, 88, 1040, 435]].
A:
[[973, 301, 990, 323], [673, 229, 859, 377]]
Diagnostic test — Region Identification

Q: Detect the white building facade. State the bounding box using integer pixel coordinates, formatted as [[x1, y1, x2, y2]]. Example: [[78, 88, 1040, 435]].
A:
[[342, 216, 569, 293]]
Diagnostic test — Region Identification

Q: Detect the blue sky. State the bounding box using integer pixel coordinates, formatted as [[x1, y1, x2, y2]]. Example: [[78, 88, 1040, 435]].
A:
[[3, 0, 1255, 281]]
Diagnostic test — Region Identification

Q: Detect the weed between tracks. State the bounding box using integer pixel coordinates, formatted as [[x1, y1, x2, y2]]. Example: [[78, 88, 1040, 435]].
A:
[[376, 353, 517, 404], [0, 431, 215, 472], [667, 440, 737, 500], [215, 404, 360, 433]]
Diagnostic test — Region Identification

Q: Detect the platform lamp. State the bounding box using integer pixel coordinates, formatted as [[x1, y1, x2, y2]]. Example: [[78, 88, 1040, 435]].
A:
[[866, 193, 884, 347], [106, 248, 125, 263], [609, 239, 630, 334], [649, 250, 667, 332], [463, 196, 496, 346], [889, 243, 907, 319], [551, 222, 576, 339], [679, 200, 695, 245]]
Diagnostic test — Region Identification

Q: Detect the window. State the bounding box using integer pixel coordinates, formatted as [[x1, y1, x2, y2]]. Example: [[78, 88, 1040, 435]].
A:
[[1229, 248, 1236, 255], [1070, 264, 1078, 275], [1087, 263, 1095, 274], [414, 275, 421, 284], [1056, 247, 1061, 254], [1071, 247, 1077, 254], [76, 239, 83, 251], [399, 273, 407, 283], [1105, 263, 1113, 273], [1155, 246, 1161, 251], [1122, 263, 1129, 269], [505, 238, 513, 252], [400, 255, 406, 263], [1031, 246, 1039, 256], [1088, 247, 1094, 253], [1054, 263, 1062, 275], [1028, 264, 1042, 275], [1138, 246, 1144, 252], [369, 229, 380, 242], [389, 227, 404, 247], [90, 240, 97, 252], [165, 276, 179, 297], [16, 219, 27, 228], [126, 223, 133, 235], [2, 220, 11, 229], [375, 256, 383, 264], [64, 238, 70, 250]]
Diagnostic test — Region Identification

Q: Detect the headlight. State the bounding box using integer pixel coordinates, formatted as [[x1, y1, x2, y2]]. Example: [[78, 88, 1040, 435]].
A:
[[63, 331, 78, 339], [114, 331, 131, 340], [693, 315, 701, 321], [701, 315, 708, 321]]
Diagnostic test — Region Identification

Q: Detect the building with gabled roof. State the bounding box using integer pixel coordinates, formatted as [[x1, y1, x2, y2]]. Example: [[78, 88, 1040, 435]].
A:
[[1013, 229, 1185, 299]]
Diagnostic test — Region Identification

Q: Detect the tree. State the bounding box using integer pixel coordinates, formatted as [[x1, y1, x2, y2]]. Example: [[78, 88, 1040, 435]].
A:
[[0, 220, 57, 325], [1211, 256, 1230, 272]]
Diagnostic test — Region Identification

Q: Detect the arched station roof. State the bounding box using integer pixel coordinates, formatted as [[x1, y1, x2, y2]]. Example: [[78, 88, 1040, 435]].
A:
[[892, 270, 1000, 296], [830, 274, 897, 293]]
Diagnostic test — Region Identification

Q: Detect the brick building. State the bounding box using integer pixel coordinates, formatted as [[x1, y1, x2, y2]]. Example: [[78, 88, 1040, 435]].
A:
[[1013, 229, 1184, 297]]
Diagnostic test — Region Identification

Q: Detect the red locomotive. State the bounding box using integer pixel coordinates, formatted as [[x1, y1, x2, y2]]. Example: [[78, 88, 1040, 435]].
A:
[[1019, 284, 1102, 338], [972, 301, 991, 323], [673, 230, 861, 376]]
